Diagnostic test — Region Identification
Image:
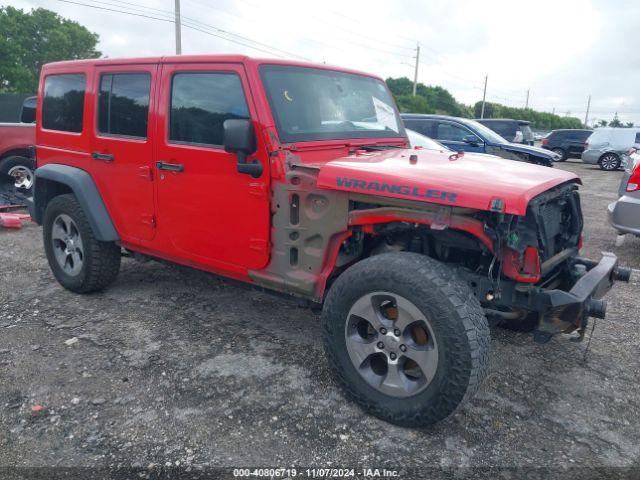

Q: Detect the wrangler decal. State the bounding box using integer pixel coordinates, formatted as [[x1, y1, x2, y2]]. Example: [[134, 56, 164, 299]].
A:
[[336, 177, 458, 203]]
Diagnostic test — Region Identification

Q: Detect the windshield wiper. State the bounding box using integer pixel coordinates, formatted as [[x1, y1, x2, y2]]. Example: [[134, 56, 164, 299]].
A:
[[356, 144, 404, 152]]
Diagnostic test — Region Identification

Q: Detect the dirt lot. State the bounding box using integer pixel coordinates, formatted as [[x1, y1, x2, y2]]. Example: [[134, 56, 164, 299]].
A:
[[1, 160, 639, 475]]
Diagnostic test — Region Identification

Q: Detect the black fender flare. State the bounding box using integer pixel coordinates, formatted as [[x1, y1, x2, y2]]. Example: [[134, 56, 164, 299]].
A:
[[31, 164, 118, 241]]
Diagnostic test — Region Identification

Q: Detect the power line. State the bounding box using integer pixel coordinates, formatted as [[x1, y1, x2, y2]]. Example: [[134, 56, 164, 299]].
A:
[[103, 0, 312, 60], [53, 0, 311, 60], [204, 0, 416, 60]]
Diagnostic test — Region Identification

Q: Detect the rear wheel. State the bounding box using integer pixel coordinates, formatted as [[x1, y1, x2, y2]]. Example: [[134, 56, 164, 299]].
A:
[[599, 153, 621, 171], [551, 147, 567, 161], [0, 156, 34, 193], [322, 253, 490, 426], [43, 194, 121, 293]]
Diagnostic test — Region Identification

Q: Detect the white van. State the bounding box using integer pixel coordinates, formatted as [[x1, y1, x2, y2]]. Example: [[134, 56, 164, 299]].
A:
[[582, 127, 640, 171]]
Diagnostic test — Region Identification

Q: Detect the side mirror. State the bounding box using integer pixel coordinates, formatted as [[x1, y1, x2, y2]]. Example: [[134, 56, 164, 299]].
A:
[[20, 96, 36, 124], [463, 134, 481, 146], [223, 119, 262, 178]]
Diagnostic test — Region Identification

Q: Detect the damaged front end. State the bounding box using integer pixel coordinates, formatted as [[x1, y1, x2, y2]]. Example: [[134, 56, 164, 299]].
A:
[[465, 182, 632, 343]]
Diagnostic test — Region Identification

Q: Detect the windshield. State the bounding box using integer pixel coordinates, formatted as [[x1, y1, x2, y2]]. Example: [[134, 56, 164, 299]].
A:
[[260, 65, 404, 143], [406, 129, 450, 151], [466, 119, 509, 144]]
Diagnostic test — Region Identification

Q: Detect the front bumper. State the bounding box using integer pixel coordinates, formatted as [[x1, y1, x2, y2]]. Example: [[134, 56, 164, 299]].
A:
[[470, 252, 631, 341], [608, 197, 640, 236], [531, 253, 630, 331]]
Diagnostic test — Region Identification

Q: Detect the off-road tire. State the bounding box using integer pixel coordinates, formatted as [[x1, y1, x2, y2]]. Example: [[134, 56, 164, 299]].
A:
[[598, 153, 621, 171], [0, 155, 35, 193], [43, 194, 121, 293], [322, 252, 490, 426], [551, 148, 567, 161]]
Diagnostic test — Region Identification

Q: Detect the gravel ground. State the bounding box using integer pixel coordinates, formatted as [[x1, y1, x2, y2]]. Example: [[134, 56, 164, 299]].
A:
[[0, 160, 638, 476]]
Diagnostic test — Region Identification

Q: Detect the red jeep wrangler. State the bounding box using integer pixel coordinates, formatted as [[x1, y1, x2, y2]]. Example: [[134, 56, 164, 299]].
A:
[[29, 56, 630, 426]]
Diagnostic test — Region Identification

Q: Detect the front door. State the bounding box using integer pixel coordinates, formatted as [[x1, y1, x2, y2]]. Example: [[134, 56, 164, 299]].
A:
[[92, 65, 157, 241], [154, 63, 270, 272], [434, 121, 485, 153]]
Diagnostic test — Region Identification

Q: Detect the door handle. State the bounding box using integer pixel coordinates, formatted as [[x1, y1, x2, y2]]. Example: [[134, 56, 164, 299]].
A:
[[91, 152, 114, 162], [156, 161, 184, 172]]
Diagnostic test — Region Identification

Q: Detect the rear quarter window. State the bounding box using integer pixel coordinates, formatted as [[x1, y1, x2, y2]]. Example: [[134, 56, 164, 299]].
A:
[[42, 74, 86, 133]]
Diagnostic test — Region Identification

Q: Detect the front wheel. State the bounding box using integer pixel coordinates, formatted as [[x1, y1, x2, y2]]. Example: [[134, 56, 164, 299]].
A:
[[322, 253, 490, 426], [599, 153, 621, 171]]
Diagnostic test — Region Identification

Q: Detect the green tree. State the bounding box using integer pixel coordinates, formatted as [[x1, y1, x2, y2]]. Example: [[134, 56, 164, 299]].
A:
[[609, 113, 623, 128], [595, 119, 608, 127], [0, 6, 101, 92]]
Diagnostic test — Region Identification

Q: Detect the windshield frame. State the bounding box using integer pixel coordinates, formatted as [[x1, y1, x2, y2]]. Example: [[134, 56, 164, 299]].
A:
[[259, 64, 406, 144]]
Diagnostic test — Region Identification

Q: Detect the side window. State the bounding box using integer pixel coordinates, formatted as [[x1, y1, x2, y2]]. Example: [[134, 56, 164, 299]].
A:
[[98, 73, 151, 138], [635, 132, 640, 144], [42, 74, 86, 133], [435, 122, 470, 142], [169, 72, 249, 147]]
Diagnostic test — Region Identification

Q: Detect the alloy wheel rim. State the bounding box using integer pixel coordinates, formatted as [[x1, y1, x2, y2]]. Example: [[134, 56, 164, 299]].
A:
[[51, 214, 84, 276], [344, 292, 439, 398], [601, 155, 618, 170], [7, 165, 34, 190]]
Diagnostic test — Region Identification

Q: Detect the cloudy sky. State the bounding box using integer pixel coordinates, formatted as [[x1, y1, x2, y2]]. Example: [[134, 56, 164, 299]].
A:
[[8, 0, 640, 125]]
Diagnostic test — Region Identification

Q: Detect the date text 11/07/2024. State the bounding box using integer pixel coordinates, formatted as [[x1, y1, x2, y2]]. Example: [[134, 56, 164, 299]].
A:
[[232, 467, 400, 478]]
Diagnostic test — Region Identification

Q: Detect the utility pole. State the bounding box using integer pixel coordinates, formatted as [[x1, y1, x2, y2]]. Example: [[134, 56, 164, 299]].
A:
[[552, 107, 555, 115], [412, 43, 420, 96], [480, 74, 488, 119], [525, 89, 530, 109], [584, 95, 591, 127], [174, 0, 182, 55]]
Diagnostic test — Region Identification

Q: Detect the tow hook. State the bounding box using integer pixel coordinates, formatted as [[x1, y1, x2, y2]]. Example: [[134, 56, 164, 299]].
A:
[[586, 298, 607, 319], [613, 266, 632, 283]]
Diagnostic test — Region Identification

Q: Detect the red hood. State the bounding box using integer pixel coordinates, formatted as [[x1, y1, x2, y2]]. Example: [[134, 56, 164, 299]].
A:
[[315, 149, 580, 215]]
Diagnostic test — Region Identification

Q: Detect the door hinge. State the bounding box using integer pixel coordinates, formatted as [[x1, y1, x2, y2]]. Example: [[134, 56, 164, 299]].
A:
[[141, 214, 156, 228], [249, 238, 268, 254], [138, 165, 153, 181]]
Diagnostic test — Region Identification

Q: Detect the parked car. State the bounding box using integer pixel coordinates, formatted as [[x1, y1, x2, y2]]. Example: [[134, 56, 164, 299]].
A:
[[475, 118, 534, 145], [541, 129, 592, 161], [401, 114, 560, 166], [0, 97, 36, 193], [608, 148, 640, 237], [581, 127, 640, 171], [30, 55, 630, 427]]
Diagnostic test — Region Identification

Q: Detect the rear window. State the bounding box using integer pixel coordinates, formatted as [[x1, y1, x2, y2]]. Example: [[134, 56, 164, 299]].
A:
[[42, 74, 86, 133], [169, 72, 249, 147], [481, 121, 516, 140], [98, 73, 151, 138]]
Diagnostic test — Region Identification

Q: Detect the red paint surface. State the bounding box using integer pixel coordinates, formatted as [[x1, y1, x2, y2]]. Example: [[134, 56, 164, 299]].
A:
[[0, 124, 35, 157], [316, 149, 580, 216]]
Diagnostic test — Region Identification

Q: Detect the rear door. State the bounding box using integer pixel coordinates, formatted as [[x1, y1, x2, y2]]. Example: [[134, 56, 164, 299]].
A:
[[433, 120, 484, 153], [91, 64, 157, 241], [566, 131, 589, 155], [154, 62, 270, 271]]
